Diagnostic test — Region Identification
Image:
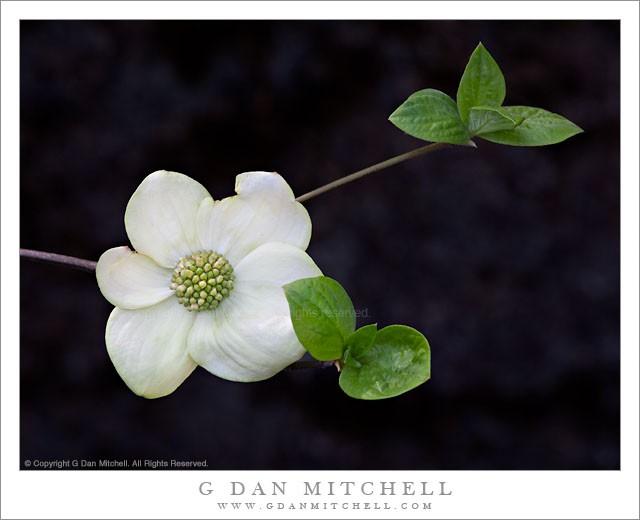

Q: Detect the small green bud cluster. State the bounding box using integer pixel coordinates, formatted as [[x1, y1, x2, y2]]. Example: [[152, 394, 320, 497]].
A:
[[170, 251, 234, 312]]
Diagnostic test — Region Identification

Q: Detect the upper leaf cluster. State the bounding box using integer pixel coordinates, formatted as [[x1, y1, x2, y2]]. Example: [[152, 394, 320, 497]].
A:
[[389, 43, 583, 146]]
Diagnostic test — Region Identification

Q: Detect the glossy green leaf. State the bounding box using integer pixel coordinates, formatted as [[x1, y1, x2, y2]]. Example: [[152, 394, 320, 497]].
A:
[[339, 325, 431, 400], [343, 324, 378, 368], [389, 88, 470, 145], [478, 106, 583, 146], [468, 106, 523, 136], [283, 276, 355, 361], [457, 43, 506, 126]]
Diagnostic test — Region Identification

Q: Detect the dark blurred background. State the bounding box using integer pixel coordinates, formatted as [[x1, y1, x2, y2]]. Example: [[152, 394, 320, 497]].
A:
[[20, 20, 620, 470]]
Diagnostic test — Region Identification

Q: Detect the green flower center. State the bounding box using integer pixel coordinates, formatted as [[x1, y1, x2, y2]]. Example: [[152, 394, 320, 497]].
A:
[[170, 251, 234, 312]]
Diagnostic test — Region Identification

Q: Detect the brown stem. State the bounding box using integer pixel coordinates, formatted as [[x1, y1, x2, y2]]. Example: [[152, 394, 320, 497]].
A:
[[285, 360, 336, 371], [20, 248, 97, 273], [295, 141, 453, 203]]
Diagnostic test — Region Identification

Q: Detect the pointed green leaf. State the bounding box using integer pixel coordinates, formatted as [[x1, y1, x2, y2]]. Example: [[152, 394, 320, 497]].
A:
[[343, 324, 378, 368], [339, 325, 431, 400], [468, 106, 523, 136], [283, 276, 355, 361], [389, 88, 470, 145], [457, 43, 506, 126], [478, 106, 583, 146]]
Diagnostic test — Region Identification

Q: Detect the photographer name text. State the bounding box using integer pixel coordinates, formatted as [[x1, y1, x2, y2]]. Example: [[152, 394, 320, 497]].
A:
[[199, 480, 452, 497]]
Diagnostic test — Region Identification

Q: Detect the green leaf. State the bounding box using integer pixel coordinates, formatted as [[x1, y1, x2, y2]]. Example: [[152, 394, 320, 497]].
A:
[[468, 106, 523, 136], [283, 276, 356, 361], [389, 88, 470, 145], [457, 43, 506, 126], [339, 325, 431, 400], [343, 324, 378, 368], [478, 106, 583, 146]]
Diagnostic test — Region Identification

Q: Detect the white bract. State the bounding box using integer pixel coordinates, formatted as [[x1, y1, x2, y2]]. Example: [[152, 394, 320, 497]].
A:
[[96, 170, 321, 398]]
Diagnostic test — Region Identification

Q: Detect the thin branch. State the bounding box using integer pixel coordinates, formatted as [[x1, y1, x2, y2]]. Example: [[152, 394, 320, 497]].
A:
[[20, 248, 97, 273], [295, 141, 454, 203]]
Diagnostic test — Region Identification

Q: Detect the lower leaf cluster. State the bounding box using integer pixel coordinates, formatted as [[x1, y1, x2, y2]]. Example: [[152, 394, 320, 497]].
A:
[[284, 276, 430, 400]]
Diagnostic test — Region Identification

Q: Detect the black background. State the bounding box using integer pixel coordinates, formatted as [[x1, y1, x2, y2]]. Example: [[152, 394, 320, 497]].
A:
[[20, 20, 620, 470]]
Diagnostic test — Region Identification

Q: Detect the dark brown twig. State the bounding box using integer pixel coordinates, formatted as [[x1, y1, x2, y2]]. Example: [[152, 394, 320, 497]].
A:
[[284, 360, 336, 371], [295, 142, 453, 203], [20, 248, 97, 273]]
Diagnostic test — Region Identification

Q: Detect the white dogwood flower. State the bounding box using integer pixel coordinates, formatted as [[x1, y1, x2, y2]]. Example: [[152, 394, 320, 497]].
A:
[[96, 170, 321, 398]]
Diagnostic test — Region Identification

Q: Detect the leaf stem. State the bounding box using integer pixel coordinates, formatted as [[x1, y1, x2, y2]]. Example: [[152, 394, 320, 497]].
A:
[[19, 248, 97, 272], [284, 360, 337, 371], [295, 141, 454, 203]]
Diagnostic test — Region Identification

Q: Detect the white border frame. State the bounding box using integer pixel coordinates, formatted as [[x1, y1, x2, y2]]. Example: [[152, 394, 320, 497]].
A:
[[2, 2, 638, 519]]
